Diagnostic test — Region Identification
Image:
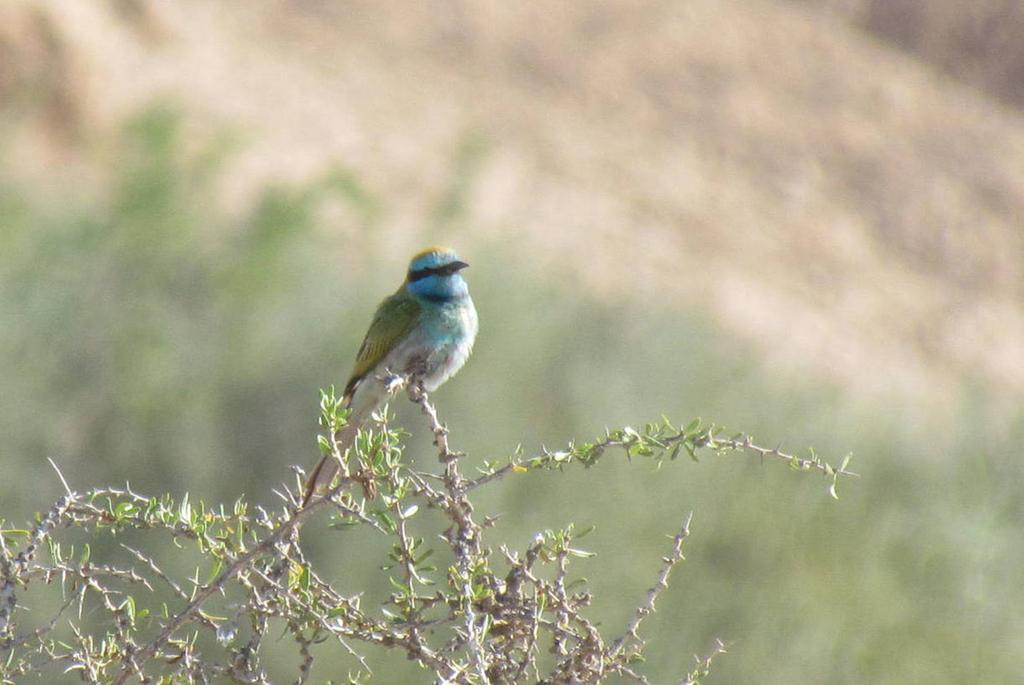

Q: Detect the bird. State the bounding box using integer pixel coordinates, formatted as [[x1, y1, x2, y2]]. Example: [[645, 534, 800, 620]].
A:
[[302, 246, 478, 505]]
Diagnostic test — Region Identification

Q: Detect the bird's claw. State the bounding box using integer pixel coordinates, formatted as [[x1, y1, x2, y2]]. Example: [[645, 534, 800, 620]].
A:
[[407, 381, 428, 402], [380, 371, 409, 395]]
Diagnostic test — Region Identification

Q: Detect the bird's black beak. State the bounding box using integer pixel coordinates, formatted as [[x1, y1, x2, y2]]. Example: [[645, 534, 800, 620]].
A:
[[452, 260, 470, 271]]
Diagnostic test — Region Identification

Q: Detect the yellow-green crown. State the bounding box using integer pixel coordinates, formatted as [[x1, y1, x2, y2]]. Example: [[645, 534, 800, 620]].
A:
[[408, 246, 461, 272]]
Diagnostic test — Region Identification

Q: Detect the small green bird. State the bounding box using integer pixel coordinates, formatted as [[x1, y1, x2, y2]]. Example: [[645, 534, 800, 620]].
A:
[[303, 246, 478, 504]]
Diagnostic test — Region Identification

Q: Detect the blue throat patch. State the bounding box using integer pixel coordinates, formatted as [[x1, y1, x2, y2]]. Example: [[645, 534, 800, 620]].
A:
[[408, 273, 467, 302]]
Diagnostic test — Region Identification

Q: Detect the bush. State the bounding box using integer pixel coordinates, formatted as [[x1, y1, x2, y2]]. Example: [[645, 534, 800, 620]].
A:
[[0, 380, 852, 684]]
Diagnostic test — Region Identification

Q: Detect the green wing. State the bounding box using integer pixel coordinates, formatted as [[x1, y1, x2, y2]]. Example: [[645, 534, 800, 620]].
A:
[[343, 291, 421, 400]]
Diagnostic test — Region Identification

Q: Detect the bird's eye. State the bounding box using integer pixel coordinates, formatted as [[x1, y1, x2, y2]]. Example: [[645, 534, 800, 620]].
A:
[[409, 263, 461, 281]]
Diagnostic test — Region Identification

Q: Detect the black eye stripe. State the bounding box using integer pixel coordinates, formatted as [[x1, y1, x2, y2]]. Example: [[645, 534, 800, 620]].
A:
[[408, 263, 461, 281]]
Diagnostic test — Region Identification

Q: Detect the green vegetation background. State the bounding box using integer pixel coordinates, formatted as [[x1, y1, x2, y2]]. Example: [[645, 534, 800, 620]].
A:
[[2, 109, 1022, 683]]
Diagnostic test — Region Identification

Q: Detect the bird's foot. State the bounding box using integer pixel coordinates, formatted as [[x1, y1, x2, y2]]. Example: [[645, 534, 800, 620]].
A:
[[380, 370, 410, 396], [407, 381, 428, 402]]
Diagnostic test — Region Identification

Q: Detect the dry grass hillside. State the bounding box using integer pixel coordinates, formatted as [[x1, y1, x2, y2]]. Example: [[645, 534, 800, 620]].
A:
[[4, 0, 1024, 420], [803, 0, 1024, 109]]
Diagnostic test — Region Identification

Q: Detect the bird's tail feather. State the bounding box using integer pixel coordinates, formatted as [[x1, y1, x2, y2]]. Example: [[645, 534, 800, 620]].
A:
[[301, 419, 361, 506]]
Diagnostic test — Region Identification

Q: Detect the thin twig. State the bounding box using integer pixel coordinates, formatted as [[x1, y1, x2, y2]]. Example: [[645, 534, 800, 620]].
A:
[[608, 512, 693, 659], [678, 638, 728, 685], [46, 457, 73, 497]]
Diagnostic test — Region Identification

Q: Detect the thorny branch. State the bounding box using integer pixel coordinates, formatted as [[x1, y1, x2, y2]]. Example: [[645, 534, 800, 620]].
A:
[[408, 383, 490, 683], [1, 380, 850, 683], [110, 481, 343, 685], [608, 511, 693, 660], [466, 417, 857, 500]]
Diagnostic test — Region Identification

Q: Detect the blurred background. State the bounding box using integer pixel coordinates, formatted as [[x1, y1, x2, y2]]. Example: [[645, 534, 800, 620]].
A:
[[2, 1, 1024, 682]]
